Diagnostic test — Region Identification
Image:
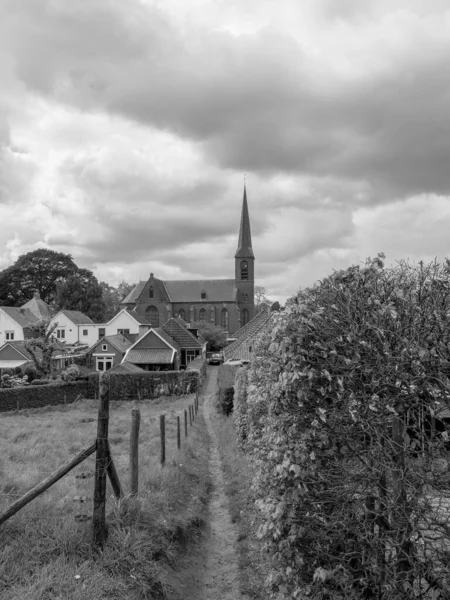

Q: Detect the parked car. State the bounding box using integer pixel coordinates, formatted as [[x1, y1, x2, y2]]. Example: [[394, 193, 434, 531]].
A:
[[208, 353, 223, 365]]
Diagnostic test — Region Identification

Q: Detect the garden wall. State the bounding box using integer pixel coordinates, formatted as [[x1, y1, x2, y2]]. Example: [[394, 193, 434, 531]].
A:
[[0, 381, 90, 413], [88, 369, 202, 401]]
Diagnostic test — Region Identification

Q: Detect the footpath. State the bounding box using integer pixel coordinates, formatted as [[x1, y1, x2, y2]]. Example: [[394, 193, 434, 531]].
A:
[[168, 367, 243, 600]]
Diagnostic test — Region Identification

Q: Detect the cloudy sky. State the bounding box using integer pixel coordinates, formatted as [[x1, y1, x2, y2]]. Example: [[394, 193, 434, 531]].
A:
[[1, 0, 450, 303]]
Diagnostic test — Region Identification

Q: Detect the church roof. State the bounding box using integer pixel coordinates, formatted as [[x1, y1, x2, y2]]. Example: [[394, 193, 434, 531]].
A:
[[121, 281, 147, 305], [164, 279, 237, 302], [235, 185, 254, 259]]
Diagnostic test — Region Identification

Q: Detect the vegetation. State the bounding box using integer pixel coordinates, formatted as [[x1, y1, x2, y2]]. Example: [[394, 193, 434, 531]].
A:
[[236, 254, 450, 599], [190, 321, 228, 351], [24, 319, 59, 378], [55, 272, 106, 322], [0, 393, 211, 600]]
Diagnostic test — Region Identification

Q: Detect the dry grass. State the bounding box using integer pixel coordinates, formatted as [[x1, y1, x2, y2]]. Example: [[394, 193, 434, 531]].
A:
[[209, 394, 269, 599], [0, 394, 211, 600]]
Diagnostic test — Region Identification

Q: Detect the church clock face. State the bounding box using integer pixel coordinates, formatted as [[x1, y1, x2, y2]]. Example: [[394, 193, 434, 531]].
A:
[[241, 261, 248, 268], [240, 260, 249, 280]]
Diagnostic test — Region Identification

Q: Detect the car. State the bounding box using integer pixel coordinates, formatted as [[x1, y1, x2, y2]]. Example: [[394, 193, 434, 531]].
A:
[[208, 353, 223, 365]]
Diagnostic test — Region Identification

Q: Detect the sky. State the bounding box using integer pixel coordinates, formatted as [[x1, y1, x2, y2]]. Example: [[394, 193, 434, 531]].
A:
[[1, 0, 450, 303]]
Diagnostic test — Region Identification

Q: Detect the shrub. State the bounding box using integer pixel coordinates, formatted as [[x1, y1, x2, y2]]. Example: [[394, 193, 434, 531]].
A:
[[217, 387, 234, 416], [2, 368, 13, 377], [233, 366, 249, 447], [25, 365, 39, 383], [14, 366, 22, 375], [30, 379, 50, 386], [61, 364, 81, 382], [246, 255, 450, 599]]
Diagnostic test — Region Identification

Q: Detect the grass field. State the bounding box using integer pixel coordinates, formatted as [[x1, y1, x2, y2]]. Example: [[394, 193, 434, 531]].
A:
[[0, 394, 211, 600]]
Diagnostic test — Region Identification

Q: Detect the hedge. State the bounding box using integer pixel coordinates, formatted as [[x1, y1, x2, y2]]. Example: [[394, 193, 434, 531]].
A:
[[187, 358, 207, 385], [87, 369, 201, 401], [0, 380, 90, 413]]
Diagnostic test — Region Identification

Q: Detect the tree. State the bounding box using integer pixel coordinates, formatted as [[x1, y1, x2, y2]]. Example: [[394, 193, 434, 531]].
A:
[[100, 280, 136, 321], [254, 285, 271, 313], [24, 319, 59, 378], [0, 249, 80, 306], [190, 321, 228, 351], [270, 300, 281, 312], [55, 272, 106, 322]]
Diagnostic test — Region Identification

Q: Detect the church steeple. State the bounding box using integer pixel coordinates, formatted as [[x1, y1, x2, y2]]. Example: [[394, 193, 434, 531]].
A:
[[235, 185, 255, 259]]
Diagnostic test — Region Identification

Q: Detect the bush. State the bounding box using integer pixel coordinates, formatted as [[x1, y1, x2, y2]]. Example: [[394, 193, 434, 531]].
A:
[[14, 366, 22, 375], [217, 387, 234, 416], [25, 365, 39, 383], [30, 379, 50, 386], [61, 364, 81, 382], [233, 366, 249, 447], [2, 368, 13, 377], [246, 254, 450, 599]]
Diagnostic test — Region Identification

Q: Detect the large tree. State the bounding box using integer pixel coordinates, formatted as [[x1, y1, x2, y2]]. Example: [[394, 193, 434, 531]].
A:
[[100, 280, 135, 321], [0, 249, 80, 306], [55, 272, 106, 322], [190, 321, 228, 351]]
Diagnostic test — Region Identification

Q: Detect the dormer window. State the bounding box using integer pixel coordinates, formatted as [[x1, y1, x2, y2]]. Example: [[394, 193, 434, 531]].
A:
[[201, 290, 207, 299], [240, 260, 248, 280], [149, 286, 154, 298]]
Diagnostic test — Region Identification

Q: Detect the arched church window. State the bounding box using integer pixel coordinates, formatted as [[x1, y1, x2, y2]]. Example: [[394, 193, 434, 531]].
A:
[[178, 308, 185, 321], [149, 286, 154, 298], [199, 308, 206, 322], [221, 308, 229, 329], [242, 308, 249, 326], [145, 305, 159, 327], [240, 260, 248, 280], [201, 290, 207, 299]]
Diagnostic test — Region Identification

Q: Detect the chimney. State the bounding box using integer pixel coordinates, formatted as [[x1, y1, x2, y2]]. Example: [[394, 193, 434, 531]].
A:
[[34, 291, 40, 300], [20, 307, 26, 315]]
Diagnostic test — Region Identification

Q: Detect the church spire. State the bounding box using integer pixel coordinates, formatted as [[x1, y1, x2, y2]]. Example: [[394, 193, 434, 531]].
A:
[[235, 185, 255, 259]]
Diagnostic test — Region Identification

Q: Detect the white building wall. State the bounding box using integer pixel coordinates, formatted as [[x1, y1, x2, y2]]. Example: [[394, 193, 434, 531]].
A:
[[0, 310, 25, 347], [104, 311, 142, 336], [77, 324, 104, 347]]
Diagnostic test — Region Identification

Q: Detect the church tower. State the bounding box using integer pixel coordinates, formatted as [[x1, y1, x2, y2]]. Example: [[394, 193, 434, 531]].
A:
[[235, 185, 255, 326]]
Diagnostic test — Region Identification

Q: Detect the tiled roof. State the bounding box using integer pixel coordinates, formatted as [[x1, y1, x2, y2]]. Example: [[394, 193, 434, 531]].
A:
[[154, 327, 181, 351], [162, 318, 202, 349], [0, 306, 39, 328], [125, 348, 174, 364], [126, 309, 149, 324], [164, 279, 237, 302], [104, 334, 133, 353], [21, 295, 52, 320], [121, 281, 146, 305], [223, 310, 274, 361], [58, 310, 95, 325], [0, 339, 68, 361], [109, 362, 144, 373]]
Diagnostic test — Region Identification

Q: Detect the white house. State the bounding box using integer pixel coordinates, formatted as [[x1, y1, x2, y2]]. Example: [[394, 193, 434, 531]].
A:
[[49, 310, 100, 346], [104, 308, 150, 338], [0, 306, 39, 347]]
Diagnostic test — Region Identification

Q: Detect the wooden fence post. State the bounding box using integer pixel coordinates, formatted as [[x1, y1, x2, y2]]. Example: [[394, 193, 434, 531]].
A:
[[184, 410, 188, 437], [93, 372, 109, 548], [130, 407, 140, 496], [189, 405, 192, 426], [177, 416, 181, 449], [160, 414, 166, 466]]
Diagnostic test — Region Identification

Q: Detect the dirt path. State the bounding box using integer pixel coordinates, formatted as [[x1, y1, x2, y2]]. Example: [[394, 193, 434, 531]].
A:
[[167, 367, 242, 600]]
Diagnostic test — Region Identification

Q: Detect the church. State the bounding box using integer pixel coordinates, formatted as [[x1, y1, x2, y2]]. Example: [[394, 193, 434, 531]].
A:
[[120, 187, 255, 335]]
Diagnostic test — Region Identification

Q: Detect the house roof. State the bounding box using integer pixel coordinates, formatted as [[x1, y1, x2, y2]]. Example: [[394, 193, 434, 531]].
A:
[[223, 310, 274, 361], [0, 306, 39, 328], [162, 318, 203, 349], [21, 293, 52, 320], [125, 348, 175, 365], [86, 334, 133, 356], [54, 310, 95, 325], [164, 279, 237, 303], [0, 339, 68, 362], [109, 361, 144, 374], [106, 308, 149, 326]]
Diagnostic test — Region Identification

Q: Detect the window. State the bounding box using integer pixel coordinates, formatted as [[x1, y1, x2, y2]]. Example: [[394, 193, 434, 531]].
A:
[[145, 305, 159, 327], [98, 328, 106, 340], [221, 308, 229, 329], [56, 329, 65, 339], [199, 308, 206, 322], [249, 346, 252, 353], [178, 308, 185, 320], [102, 344, 108, 351], [186, 350, 197, 364], [5, 331, 14, 341], [242, 308, 249, 326], [240, 260, 248, 280], [201, 290, 206, 299], [96, 357, 113, 371], [117, 329, 130, 335], [149, 286, 154, 298], [82, 329, 88, 336]]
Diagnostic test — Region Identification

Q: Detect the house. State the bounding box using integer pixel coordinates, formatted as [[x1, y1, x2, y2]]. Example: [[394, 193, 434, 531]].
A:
[[0, 306, 40, 347], [120, 187, 255, 335], [103, 308, 150, 340], [85, 334, 134, 372], [222, 307, 274, 363], [0, 339, 70, 374], [49, 310, 99, 345], [123, 328, 181, 371], [161, 317, 206, 368], [21, 292, 53, 320]]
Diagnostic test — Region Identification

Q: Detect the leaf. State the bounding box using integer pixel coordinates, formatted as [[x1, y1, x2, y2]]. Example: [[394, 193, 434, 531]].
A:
[[289, 464, 301, 476]]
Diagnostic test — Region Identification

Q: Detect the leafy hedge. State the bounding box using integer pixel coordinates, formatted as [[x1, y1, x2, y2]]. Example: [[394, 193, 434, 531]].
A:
[[0, 380, 90, 412], [242, 254, 450, 599], [88, 370, 200, 401]]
